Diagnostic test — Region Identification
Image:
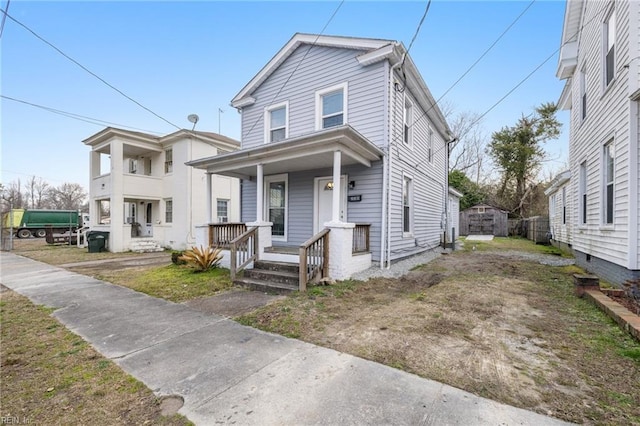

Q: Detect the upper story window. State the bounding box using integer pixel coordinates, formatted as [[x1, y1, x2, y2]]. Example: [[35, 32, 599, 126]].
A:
[[427, 127, 433, 163], [265, 102, 288, 143], [603, 140, 615, 224], [316, 83, 348, 130], [580, 67, 587, 120], [129, 159, 138, 174], [604, 9, 616, 87], [403, 97, 413, 146], [562, 186, 567, 225], [164, 148, 173, 174]]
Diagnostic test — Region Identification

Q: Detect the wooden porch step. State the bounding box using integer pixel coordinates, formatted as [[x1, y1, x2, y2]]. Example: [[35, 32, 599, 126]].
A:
[[234, 260, 300, 293], [233, 277, 298, 294]]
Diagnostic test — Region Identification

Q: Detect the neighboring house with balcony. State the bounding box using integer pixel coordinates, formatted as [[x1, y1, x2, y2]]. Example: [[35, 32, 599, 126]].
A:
[[188, 33, 453, 290], [555, 0, 639, 285], [83, 127, 240, 252]]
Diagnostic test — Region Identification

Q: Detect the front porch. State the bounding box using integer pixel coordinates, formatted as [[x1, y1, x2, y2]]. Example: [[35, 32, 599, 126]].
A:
[[202, 222, 372, 292], [188, 126, 383, 291]]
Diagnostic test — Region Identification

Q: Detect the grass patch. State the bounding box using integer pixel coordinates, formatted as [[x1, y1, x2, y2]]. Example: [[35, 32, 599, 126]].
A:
[[0, 289, 191, 425], [95, 264, 233, 303], [11, 238, 147, 265]]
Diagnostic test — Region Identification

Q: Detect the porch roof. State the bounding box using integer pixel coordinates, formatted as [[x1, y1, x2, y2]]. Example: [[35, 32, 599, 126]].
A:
[[186, 125, 384, 179]]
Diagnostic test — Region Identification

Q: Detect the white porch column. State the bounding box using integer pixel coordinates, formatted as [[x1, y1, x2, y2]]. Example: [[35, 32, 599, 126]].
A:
[[206, 172, 213, 223], [248, 163, 272, 257], [110, 140, 124, 252], [326, 222, 355, 280], [256, 164, 264, 223], [332, 150, 342, 223]]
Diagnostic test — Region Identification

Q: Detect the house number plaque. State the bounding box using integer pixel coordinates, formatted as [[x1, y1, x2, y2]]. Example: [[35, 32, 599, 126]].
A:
[[348, 195, 362, 202]]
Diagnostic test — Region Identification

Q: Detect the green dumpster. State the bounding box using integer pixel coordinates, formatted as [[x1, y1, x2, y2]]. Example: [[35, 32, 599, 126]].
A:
[[87, 231, 109, 253]]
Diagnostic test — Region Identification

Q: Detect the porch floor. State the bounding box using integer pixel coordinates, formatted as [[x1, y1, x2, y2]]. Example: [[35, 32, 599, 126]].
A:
[[264, 246, 299, 255]]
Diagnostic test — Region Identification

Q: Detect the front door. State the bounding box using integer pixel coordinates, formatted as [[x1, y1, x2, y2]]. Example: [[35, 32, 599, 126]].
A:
[[145, 203, 153, 236], [315, 176, 347, 233]]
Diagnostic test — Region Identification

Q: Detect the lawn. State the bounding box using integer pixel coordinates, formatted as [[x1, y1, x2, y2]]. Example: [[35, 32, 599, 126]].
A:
[[237, 237, 640, 425], [0, 288, 191, 425]]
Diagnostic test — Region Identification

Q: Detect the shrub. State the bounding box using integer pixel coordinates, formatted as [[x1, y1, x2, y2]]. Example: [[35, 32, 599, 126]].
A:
[[171, 251, 186, 265], [179, 246, 223, 272]]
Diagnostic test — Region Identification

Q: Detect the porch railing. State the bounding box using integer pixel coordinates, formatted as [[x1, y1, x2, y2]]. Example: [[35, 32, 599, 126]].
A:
[[299, 229, 330, 292], [230, 227, 258, 280], [210, 223, 247, 249], [353, 223, 371, 253]]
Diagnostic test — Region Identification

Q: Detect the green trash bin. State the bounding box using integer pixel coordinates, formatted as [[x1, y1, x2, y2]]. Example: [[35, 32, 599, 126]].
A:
[[87, 231, 109, 253]]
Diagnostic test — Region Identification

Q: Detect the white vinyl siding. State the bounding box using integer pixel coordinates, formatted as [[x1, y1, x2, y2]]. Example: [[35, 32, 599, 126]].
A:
[[562, 0, 634, 270]]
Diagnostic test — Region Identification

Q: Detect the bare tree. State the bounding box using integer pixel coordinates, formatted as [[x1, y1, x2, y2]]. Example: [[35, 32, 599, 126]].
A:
[[48, 183, 87, 210], [1, 179, 25, 210], [25, 176, 50, 209]]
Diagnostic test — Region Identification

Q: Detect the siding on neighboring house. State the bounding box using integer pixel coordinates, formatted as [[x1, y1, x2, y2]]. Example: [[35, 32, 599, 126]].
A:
[[566, 0, 633, 269], [240, 45, 387, 149], [547, 180, 571, 247]]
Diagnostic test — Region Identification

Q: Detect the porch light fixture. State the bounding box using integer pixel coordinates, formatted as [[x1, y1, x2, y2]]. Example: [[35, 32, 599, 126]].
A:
[[324, 181, 334, 190]]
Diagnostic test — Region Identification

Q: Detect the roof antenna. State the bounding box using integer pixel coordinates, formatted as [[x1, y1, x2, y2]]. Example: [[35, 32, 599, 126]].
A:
[[187, 114, 199, 131]]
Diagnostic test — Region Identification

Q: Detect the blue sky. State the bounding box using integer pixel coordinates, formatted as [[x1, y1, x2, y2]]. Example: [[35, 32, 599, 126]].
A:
[[1, 0, 569, 188]]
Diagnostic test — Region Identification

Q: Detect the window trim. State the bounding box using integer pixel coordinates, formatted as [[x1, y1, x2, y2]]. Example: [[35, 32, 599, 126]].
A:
[[216, 199, 229, 223], [402, 173, 413, 237], [264, 101, 289, 144], [427, 126, 433, 163], [403, 95, 413, 147], [579, 161, 587, 226], [603, 6, 616, 89], [579, 66, 587, 121], [602, 138, 615, 226], [315, 82, 348, 130], [164, 148, 173, 174], [165, 198, 173, 224], [264, 173, 288, 241]]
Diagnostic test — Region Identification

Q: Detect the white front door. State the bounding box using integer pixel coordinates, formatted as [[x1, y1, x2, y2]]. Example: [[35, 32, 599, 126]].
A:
[[314, 176, 347, 233]]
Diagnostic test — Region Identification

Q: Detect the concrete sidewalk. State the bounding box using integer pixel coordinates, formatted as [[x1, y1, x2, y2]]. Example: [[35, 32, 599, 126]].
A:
[[0, 252, 571, 425]]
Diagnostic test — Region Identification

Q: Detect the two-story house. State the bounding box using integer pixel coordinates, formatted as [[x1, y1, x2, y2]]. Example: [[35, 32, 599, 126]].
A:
[[84, 127, 240, 252], [553, 0, 639, 285], [188, 33, 453, 290]]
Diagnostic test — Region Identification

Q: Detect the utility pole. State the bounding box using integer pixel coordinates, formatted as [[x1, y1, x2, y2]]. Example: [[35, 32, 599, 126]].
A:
[[218, 108, 224, 133]]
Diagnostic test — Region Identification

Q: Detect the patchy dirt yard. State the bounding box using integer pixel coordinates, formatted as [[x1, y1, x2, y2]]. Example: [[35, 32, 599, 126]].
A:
[[238, 243, 640, 425]]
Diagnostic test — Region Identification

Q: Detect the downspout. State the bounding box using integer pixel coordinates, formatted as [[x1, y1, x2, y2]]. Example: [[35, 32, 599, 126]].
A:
[[386, 59, 403, 268]]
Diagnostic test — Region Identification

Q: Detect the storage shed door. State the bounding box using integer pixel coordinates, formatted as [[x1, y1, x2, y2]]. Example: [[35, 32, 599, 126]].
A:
[[468, 213, 494, 235]]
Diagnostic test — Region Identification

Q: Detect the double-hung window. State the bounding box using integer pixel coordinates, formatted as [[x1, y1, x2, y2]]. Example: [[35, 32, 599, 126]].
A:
[[580, 67, 587, 120], [265, 102, 288, 143], [402, 175, 413, 235], [579, 162, 587, 225], [403, 97, 413, 146], [427, 127, 433, 163], [604, 9, 615, 87], [562, 186, 567, 225], [164, 148, 173, 174], [217, 199, 229, 223], [316, 83, 347, 130], [165, 199, 173, 223], [603, 140, 615, 224]]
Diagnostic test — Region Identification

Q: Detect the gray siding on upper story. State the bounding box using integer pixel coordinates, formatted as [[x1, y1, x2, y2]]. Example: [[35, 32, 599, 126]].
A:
[[240, 45, 388, 149], [240, 162, 384, 261]]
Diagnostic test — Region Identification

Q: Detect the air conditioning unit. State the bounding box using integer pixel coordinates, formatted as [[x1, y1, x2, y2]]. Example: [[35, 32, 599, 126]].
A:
[[217, 216, 228, 223]]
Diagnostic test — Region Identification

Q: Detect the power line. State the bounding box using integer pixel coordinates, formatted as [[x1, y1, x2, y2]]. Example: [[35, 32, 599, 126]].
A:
[[0, 0, 10, 39], [244, 0, 345, 139], [1, 95, 163, 134], [395, 0, 536, 141], [404, 0, 432, 59], [4, 11, 181, 130]]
